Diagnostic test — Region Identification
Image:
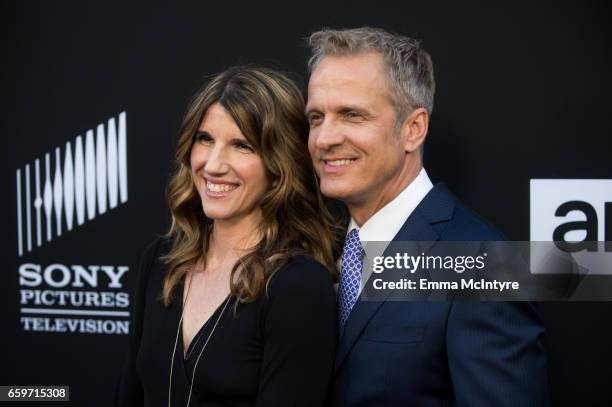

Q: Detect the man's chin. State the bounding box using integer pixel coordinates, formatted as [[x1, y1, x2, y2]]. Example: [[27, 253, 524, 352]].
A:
[[319, 182, 355, 201]]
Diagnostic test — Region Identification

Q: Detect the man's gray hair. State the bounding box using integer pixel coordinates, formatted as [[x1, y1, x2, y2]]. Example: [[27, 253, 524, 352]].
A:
[[307, 27, 436, 121]]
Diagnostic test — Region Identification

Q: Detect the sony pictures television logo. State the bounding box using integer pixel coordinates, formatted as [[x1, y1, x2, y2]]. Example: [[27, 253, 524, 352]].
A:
[[530, 179, 612, 275], [16, 112, 132, 335], [16, 111, 128, 255]]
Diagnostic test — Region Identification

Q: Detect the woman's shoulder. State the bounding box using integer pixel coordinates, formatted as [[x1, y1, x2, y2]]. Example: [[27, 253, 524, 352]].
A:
[[267, 254, 335, 294], [135, 235, 171, 284], [140, 236, 168, 266]]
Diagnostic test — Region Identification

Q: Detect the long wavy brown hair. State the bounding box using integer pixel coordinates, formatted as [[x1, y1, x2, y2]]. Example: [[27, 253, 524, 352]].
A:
[[161, 66, 341, 306]]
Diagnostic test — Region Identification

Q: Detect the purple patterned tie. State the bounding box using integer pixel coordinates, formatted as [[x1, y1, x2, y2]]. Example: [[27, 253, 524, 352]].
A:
[[338, 228, 365, 337]]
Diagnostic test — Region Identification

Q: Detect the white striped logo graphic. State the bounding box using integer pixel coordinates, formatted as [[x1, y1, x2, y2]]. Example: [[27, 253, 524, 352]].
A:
[[16, 111, 128, 256]]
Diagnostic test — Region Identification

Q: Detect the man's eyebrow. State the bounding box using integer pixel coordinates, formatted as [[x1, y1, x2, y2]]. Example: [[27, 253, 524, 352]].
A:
[[304, 106, 320, 115], [304, 105, 371, 115], [338, 105, 369, 113]]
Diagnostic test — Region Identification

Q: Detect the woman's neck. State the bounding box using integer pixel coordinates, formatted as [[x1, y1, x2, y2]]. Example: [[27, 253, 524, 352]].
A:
[[207, 211, 263, 266]]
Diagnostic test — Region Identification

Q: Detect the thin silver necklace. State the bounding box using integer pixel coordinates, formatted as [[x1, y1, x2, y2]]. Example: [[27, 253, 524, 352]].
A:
[[168, 273, 232, 407]]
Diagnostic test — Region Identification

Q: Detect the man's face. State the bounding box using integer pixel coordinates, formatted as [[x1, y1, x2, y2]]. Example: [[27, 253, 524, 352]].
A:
[[306, 52, 408, 210]]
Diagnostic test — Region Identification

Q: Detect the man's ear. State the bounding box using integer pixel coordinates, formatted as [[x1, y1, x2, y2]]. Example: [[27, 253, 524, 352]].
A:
[[399, 107, 429, 153]]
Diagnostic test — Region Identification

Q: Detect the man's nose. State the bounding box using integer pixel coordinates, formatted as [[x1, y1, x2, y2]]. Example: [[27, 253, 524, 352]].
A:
[[314, 119, 345, 150]]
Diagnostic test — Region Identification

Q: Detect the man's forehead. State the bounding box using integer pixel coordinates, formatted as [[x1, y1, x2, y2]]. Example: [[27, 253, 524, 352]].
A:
[[306, 53, 391, 109], [309, 52, 386, 85]]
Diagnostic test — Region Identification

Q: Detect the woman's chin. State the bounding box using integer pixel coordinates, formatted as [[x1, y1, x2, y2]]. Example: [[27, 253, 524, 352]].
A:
[[203, 206, 246, 222], [203, 210, 230, 221]]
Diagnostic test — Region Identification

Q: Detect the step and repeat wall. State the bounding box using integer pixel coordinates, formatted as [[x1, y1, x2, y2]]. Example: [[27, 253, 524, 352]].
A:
[[3, 1, 611, 406]]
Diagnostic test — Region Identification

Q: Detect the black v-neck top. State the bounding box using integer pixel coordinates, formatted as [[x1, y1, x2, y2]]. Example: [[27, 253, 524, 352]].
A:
[[180, 293, 231, 364], [115, 238, 337, 407]]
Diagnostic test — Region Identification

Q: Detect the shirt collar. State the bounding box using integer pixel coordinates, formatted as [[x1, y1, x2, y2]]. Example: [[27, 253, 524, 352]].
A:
[[348, 167, 433, 242]]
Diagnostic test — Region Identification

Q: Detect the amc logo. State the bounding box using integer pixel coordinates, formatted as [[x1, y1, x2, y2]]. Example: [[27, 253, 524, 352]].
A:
[[530, 179, 612, 274]]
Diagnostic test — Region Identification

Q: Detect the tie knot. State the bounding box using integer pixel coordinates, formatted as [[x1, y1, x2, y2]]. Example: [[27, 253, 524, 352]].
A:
[[346, 228, 361, 245], [343, 228, 364, 262]]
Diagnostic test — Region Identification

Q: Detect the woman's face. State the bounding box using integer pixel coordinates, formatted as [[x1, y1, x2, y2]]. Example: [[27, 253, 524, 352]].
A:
[[191, 102, 268, 226]]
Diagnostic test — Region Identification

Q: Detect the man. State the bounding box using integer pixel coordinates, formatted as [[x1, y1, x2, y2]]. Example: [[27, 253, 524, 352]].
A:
[[305, 27, 548, 406]]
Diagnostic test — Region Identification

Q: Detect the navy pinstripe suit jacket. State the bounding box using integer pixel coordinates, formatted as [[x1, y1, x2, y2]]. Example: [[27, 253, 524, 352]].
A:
[[331, 183, 548, 407]]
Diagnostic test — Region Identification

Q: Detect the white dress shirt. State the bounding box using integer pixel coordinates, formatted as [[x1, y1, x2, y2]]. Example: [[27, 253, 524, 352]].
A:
[[339, 168, 434, 295]]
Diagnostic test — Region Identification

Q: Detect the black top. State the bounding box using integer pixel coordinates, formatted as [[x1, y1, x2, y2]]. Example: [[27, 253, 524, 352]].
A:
[[115, 238, 337, 407]]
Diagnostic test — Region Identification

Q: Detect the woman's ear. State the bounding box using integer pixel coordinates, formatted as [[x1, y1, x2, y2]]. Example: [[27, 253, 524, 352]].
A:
[[270, 176, 279, 188]]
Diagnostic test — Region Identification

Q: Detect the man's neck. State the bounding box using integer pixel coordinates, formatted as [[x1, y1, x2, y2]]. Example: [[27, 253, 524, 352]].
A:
[[349, 162, 422, 227]]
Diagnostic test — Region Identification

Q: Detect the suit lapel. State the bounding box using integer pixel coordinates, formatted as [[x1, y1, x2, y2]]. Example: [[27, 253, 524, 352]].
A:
[[334, 183, 456, 374]]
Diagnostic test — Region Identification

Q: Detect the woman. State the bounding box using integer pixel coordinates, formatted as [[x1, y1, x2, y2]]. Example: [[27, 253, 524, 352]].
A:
[[116, 66, 340, 406]]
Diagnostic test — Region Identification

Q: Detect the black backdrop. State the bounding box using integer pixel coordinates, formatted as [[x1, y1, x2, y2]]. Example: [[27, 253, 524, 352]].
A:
[[2, 1, 611, 406]]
